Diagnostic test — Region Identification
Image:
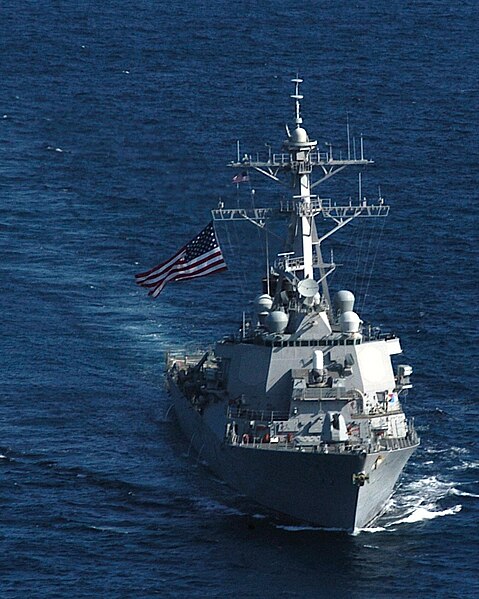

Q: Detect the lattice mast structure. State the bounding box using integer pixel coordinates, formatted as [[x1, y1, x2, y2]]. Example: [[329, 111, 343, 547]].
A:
[[214, 77, 387, 312]]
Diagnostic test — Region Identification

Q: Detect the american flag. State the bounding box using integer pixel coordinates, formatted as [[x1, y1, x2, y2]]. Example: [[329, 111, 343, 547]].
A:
[[232, 171, 249, 184], [135, 222, 227, 298]]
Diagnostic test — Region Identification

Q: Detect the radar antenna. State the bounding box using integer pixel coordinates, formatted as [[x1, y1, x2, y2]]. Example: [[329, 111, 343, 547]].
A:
[[291, 77, 304, 127]]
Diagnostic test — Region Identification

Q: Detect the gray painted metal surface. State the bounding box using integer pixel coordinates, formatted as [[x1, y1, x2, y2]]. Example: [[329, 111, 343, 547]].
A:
[[166, 78, 419, 532]]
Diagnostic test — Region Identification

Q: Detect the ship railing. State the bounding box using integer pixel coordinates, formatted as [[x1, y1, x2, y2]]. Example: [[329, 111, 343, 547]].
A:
[[274, 254, 324, 273], [227, 407, 290, 422], [165, 350, 211, 371], [378, 435, 418, 451], [239, 150, 354, 166], [292, 387, 359, 402], [362, 329, 397, 342], [231, 152, 372, 169], [279, 196, 330, 214], [279, 197, 389, 219], [268, 151, 330, 165], [376, 419, 419, 450], [233, 438, 370, 455], [235, 436, 417, 454]]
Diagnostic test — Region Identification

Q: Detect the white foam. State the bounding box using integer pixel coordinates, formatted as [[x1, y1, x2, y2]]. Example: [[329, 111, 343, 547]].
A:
[[449, 460, 479, 472], [395, 475, 455, 506], [405, 475, 454, 494], [391, 504, 461, 525], [450, 487, 479, 499], [449, 446, 470, 455], [90, 525, 130, 534], [375, 475, 461, 530], [358, 525, 387, 534]]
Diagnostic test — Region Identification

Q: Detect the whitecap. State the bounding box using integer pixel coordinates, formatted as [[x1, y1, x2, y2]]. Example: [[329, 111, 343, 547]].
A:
[[399, 475, 455, 500], [376, 475, 459, 529], [89, 525, 130, 534], [450, 446, 470, 455], [358, 525, 387, 534], [450, 488, 479, 499], [390, 504, 461, 525], [449, 460, 479, 472]]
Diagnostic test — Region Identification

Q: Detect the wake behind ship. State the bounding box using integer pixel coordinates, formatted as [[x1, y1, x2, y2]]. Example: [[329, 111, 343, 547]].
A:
[[139, 78, 419, 533]]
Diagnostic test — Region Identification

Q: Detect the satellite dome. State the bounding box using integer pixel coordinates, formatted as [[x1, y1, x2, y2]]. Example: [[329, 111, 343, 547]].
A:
[[254, 294, 273, 313], [265, 310, 288, 334], [339, 311, 361, 334], [297, 278, 319, 298], [255, 294, 273, 325], [333, 290, 355, 315], [291, 127, 309, 143]]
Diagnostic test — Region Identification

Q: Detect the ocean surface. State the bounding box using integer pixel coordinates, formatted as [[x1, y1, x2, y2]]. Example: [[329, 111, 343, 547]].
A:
[[1, 1, 478, 597]]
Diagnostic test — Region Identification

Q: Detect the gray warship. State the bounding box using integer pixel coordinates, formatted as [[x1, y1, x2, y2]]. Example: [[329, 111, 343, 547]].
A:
[[165, 78, 419, 532]]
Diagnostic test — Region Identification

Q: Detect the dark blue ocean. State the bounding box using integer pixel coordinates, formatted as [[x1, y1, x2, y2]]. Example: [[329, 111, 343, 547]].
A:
[[1, 1, 478, 597]]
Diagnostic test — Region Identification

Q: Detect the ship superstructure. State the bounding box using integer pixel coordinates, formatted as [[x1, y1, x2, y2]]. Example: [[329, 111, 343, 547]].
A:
[[166, 78, 418, 532]]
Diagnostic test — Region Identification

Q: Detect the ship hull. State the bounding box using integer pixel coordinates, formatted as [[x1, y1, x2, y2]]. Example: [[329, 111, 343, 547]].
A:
[[168, 379, 417, 532]]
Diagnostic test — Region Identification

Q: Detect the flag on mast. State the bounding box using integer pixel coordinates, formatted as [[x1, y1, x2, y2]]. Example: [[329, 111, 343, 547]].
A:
[[135, 222, 227, 298], [232, 171, 249, 184]]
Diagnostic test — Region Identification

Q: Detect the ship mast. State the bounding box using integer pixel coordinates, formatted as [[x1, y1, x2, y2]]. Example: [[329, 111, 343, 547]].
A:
[[213, 77, 383, 311], [286, 77, 317, 281]]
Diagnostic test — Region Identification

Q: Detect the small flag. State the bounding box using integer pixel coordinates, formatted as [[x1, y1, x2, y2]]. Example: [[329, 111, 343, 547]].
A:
[[232, 171, 249, 184], [135, 222, 227, 298]]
